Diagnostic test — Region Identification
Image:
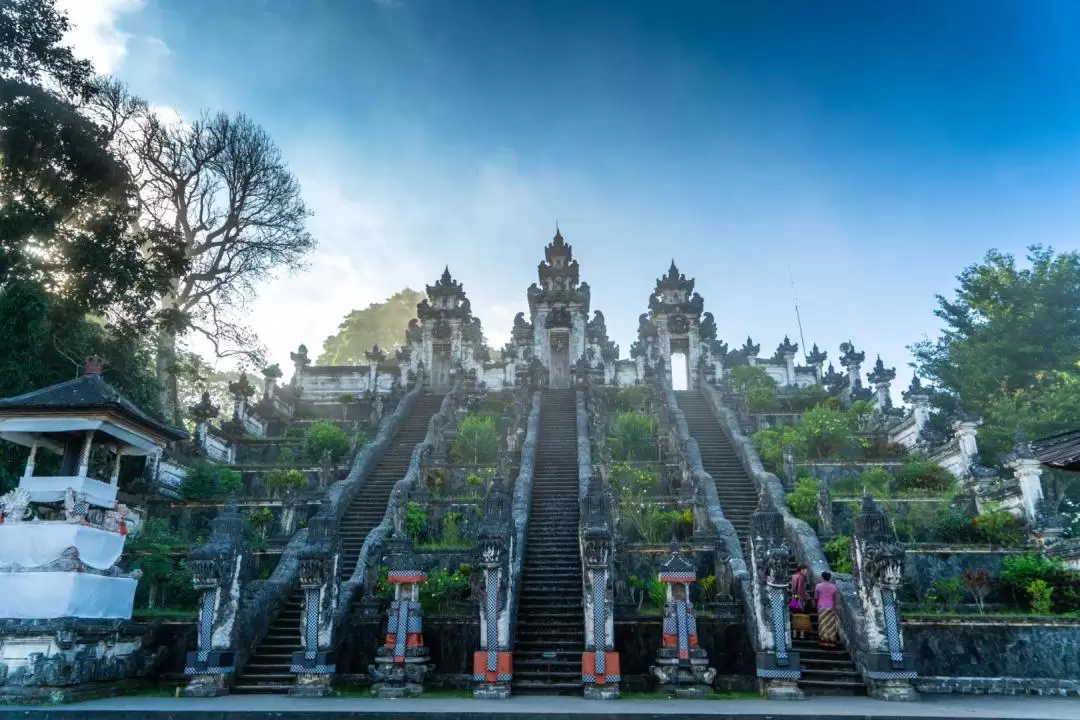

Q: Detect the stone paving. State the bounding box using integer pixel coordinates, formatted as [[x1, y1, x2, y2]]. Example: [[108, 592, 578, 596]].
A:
[[3, 694, 1078, 719]]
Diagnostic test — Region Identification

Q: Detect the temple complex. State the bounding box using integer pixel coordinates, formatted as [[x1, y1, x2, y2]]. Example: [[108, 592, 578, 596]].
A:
[[0, 228, 1076, 705]]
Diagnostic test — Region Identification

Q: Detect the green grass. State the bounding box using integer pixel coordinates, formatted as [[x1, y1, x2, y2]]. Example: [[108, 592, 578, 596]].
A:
[[132, 608, 197, 618]]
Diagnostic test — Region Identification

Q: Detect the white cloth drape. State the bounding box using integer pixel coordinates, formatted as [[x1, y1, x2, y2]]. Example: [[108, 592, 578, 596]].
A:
[[0, 523, 125, 570], [19, 476, 118, 508], [0, 572, 136, 619]]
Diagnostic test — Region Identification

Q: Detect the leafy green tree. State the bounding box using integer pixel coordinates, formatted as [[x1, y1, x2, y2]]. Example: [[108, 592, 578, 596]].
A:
[[451, 413, 498, 464], [304, 419, 350, 461], [911, 246, 1080, 510], [319, 289, 425, 365], [723, 365, 778, 412]]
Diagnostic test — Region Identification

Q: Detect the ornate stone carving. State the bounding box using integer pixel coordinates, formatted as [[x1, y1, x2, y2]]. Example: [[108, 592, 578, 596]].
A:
[[182, 501, 252, 697], [850, 491, 918, 701], [370, 534, 433, 697], [0, 488, 32, 523], [649, 550, 715, 697]]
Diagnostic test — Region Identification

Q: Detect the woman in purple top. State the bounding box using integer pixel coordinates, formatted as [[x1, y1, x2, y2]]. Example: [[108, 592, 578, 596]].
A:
[[813, 571, 840, 648]]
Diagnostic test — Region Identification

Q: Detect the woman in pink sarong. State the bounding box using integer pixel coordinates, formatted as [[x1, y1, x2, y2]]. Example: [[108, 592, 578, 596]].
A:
[[789, 564, 812, 639], [814, 571, 840, 648]]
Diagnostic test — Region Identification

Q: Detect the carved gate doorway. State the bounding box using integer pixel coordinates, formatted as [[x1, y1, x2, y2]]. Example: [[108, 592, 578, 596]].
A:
[[431, 341, 452, 392], [670, 337, 690, 391], [549, 331, 571, 389]]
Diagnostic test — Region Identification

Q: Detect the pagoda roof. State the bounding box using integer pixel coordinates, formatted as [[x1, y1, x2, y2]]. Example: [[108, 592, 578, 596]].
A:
[[0, 374, 187, 445], [1032, 428, 1080, 472]]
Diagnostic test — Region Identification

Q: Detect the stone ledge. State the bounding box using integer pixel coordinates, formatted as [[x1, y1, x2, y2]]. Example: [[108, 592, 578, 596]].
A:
[[914, 676, 1080, 696], [904, 615, 1080, 628]]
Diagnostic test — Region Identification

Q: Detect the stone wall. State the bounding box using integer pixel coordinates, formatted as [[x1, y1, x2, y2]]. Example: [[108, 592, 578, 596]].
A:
[[905, 618, 1080, 695], [297, 365, 401, 401], [903, 546, 1028, 604], [614, 618, 755, 692]]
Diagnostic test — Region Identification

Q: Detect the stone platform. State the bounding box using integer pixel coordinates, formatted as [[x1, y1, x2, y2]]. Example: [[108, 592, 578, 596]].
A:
[[2, 694, 1077, 719]]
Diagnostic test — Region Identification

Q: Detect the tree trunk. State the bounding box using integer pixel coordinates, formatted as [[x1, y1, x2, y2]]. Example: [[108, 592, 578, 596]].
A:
[[156, 322, 181, 427]]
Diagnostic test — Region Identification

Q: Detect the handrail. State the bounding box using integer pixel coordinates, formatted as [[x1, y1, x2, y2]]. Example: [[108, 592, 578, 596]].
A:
[[652, 376, 762, 651], [506, 391, 542, 650], [228, 380, 425, 678], [699, 381, 870, 664], [331, 378, 464, 643]]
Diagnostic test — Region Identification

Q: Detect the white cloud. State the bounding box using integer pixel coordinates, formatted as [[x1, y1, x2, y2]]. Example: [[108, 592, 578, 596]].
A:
[[56, 0, 153, 74]]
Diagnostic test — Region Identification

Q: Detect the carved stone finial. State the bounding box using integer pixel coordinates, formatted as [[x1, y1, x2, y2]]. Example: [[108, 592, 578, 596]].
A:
[[84, 355, 105, 376], [189, 391, 220, 423]]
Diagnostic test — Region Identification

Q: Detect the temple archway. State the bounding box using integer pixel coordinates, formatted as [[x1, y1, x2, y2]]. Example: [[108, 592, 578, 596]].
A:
[[671, 351, 689, 391]]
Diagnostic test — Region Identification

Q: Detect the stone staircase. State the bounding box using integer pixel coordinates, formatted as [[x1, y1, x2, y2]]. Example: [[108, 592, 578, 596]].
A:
[[676, 390, 865, 696], [674, 390, 757, 549], [790, 607, 866, 695], [512, 389, 584, 696], [232, 393, 446, 694]]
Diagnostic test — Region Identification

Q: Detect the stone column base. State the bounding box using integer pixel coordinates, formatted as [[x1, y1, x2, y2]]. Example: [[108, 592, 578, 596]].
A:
[[473, 682, 511, 699], [584, 683, 620, 699], [673, 684, 713, 699], [289, 673, 332, 697], [761, 678, 804, 700], [181, 674, 230, 698], [867, 678, 920, 702], [371, 682, 425, 698]]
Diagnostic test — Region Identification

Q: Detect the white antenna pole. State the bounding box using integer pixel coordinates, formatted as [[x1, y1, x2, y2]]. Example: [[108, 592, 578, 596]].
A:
[[788, 264, 808, 353]]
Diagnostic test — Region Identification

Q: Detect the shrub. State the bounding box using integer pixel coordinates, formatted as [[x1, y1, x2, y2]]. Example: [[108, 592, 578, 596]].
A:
[[724, 366, 778, 412], [699, 575, 717, 603], [355, 430, 368, 448], [999, 553, 1075, 612], [441, 511, 464, 546], [305, 419, 350, 461], [931, 577, 966, 613], [420, 565, 471, 615], [610, 463, 659, 498], [180, 460, 243, 501], [800, 406, 853, 459], [246, 506, 274, 530], [896, 459, 955, 495], [277, 446, 295, 464], [1027, 579, 1054, 615], [833, 467, 892, 497], [973, 509, 1026, 546], [961, 569, 994, 613], [451, 414, 498, 464], [465, 473, 485, 490], [610, 411, 657, 461], [823, 534, 852, 573], [405, 501, 429, 541], [781, 384, 829, 413], [613, 386, 651, 413], [266, 468, 305, 492], [785, 478, 820, 528], [932, 507, 978, 543], [648, 578, 668, 609]]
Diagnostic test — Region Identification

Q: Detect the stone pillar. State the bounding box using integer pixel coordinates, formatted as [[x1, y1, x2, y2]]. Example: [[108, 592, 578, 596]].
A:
[[581, 485, 620, 698], [370, 533, 433, 697], [1008, 438, 1045, 525], [262, 364, 282, 401], [290, 514, 341, 696], [782, 444, 797, 491], [952, 418, 982, 478], [290, 344, 311, 386], [188, 392, 220, 455], [649, 549, 715, 697], [850, 492, 918, 701], [817, 482, 835, 538], [473, 477, 513, 699], [867, 357, 896, 414], [183, 501, 252, 697], [749, 497, 802, 700]]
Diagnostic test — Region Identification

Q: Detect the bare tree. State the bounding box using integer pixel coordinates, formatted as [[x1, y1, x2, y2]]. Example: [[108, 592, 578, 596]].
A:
[[89, 81, 314, 423]]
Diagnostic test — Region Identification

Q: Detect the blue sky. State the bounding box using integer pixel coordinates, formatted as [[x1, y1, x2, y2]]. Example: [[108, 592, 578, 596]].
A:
[[64, 0, 1080, 385]]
